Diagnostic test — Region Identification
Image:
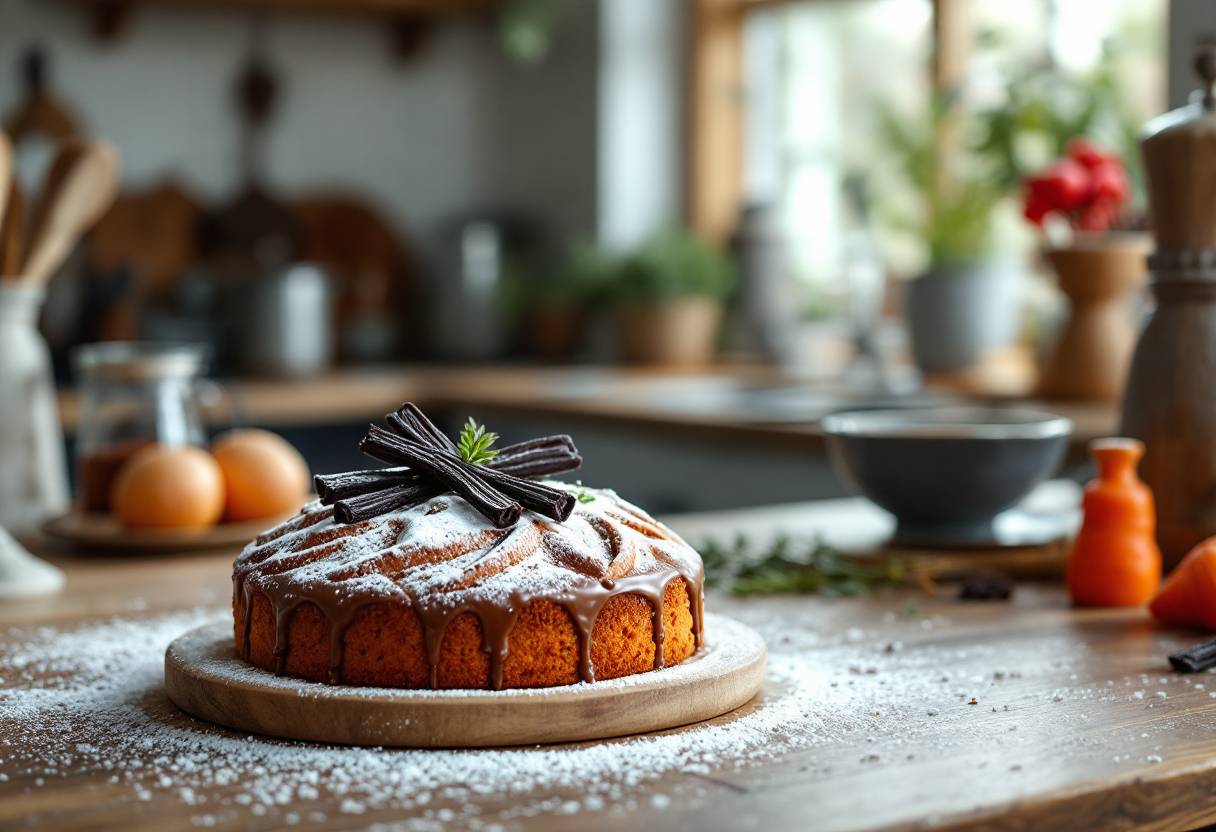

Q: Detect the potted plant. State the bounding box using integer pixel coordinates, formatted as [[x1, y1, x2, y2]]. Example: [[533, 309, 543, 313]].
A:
[[608, 228, 736, 366], [1024, 138, 1149, 401], [878, 102, 1015, 374], [517, 242, 612, 361]]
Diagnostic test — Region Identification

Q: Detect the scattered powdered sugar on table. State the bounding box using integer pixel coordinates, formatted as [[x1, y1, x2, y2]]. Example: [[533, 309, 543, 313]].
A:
[[0, 607, 873, 827], [4, 599, 1204, 828]]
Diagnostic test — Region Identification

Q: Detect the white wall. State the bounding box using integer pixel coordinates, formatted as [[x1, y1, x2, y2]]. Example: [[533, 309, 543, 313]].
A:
[[0, 0, 598, 261], [596, 0, 684, 253]]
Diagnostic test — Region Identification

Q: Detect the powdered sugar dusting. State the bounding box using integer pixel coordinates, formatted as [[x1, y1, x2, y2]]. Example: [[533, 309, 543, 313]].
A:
[[0, 607, 779, 825], [0, 598, 924, 826], [238, 485, 702, 612], [8, 592, 1195, 828]]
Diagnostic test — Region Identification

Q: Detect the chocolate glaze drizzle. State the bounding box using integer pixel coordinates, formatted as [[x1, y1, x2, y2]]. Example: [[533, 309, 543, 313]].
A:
[[232, 489, 705, 690]]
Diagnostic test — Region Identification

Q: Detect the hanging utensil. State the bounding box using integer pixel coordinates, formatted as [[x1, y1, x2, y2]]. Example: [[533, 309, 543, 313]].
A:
[[0, 179, 23, 277], [21, 137, 120, 286], [0, 132, 11, 231]]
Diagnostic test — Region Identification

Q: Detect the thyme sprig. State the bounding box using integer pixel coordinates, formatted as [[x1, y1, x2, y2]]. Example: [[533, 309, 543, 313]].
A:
[[457, 417, 500, 466], [700, 535, 907, 596]]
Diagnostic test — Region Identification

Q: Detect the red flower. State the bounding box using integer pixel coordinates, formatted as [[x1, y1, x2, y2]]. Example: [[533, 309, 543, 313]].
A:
[[1022, 138, 1129, 233], [1066, 137, 1110, 172], [1077, 198, 1119, 232], [1023, 159, 1090, 227], [1089, 160, 1129, 204]]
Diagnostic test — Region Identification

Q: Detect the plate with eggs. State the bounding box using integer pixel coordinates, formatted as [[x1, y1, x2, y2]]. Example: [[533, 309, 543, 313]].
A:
[[43, 429, 311, 552]]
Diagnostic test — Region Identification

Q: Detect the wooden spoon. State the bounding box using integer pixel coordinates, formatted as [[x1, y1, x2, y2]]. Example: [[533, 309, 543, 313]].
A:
[[0, 132, 18, 277], [0, 132, 11, 233], [0, 180, 25, 277], [22, 138, 120, 286]]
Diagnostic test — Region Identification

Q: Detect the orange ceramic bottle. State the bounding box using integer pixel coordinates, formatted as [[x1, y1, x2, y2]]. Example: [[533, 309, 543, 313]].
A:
[[1066, 438, 1162, 607]]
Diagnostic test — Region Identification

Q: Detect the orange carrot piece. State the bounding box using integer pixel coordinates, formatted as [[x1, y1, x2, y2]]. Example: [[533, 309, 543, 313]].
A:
[[1151, 536, 1216, 631]]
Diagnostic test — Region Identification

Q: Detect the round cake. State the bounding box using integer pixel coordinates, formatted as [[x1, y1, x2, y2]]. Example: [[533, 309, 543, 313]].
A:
[[232, 485, 705, 690]]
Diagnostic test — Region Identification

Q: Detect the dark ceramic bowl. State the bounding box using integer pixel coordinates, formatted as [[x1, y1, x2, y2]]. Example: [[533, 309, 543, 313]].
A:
[[819, 407, 1074, 547]]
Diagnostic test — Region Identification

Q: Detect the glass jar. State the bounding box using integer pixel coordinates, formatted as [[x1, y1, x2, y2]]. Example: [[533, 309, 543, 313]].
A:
[[72, 342, 220, 512]]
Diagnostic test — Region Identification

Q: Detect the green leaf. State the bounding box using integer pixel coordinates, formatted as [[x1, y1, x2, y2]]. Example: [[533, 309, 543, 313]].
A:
[[699, 535, 907, 596], [458, 417, 499, 466]]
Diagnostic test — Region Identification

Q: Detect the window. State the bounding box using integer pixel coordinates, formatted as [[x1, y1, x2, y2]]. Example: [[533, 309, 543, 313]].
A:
[[742, 0, 1166, 311]]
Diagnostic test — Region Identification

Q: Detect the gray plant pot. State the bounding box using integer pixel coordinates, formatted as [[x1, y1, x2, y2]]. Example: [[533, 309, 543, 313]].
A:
[[905, 262, 1020, 373]]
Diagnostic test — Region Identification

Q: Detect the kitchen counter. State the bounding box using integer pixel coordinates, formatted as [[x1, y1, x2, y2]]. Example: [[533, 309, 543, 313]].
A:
[[56, 364, 1120, 451], [3, 500, 1212, 832]]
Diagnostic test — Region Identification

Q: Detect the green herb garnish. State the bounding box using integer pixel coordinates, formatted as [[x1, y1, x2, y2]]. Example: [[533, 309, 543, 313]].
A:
[[700, 535, 906, 596], [458, 418, 499, 465], [576, 490, 596, 504]]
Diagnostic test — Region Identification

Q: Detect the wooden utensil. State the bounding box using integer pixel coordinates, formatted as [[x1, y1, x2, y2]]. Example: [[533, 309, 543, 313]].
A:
[[0, 132, 12, 232], [22, 138, 120, 286], [0, 179, 24, 277], [3, 47, 80, 146]]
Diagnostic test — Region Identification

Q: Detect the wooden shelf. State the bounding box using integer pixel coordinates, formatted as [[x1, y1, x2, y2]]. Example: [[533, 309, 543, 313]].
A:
[[73, 0, 497, 15]]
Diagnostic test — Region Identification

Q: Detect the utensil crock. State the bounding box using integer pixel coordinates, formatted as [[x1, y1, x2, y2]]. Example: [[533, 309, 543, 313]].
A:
[[0, 281, 69, 531]]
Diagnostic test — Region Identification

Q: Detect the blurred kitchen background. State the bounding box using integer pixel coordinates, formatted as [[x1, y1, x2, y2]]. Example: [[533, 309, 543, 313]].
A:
[[0, 0, 1207, 515]]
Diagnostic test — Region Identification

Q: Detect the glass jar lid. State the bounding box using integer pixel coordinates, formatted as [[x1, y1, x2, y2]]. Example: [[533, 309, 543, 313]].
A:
[[72, 342, 210, 383]]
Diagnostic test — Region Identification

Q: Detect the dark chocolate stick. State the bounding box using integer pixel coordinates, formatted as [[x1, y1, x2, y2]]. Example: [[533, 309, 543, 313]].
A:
[[360, 427, 521, 528], [1169, 637, 1216, 673], [334, 480, 446, 524]]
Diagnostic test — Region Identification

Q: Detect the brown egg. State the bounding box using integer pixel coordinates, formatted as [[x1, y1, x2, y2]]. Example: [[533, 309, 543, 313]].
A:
[[211, 429, 310, 522], [111, 445, 226, 529]]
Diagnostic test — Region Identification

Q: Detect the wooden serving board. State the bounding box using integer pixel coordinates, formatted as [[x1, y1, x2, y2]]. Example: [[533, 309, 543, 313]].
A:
[[41, 509, 296, 553], [164, 614, 767, 748]]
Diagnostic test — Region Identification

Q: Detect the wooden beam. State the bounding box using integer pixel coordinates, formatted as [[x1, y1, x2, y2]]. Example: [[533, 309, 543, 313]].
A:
[[689, 0, 746, 248], [932, 0, 970, 95], [932, 0, 970, 197]]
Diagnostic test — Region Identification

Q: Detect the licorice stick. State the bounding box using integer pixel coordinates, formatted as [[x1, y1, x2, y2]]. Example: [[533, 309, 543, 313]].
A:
[[387, 405, 581, 479], [381, 428, 576, 522], [388, 403, 458, 453], [318, 438, 578, 506], [474, 464, 576, 523], [1169, 637, 1216, 673], [362, 427, 572, 524], [492, 436, 582, 479], [334, 480, 446, 524], [327, 404, 583, 525], [360, 427, 521, 528], [315, 467, 416, 504], [322, 441, 577, 522]]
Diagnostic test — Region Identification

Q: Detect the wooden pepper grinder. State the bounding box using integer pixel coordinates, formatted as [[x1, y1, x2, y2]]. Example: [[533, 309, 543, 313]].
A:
[[1122, 46, 1216, 570]]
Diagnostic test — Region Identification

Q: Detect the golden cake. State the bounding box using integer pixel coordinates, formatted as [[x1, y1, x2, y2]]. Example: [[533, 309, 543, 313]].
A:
[[232, 485, 705, 690]]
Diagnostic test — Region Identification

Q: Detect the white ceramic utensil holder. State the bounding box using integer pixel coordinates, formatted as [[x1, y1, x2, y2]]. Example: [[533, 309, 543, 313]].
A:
[[0, 282, 69, 532]]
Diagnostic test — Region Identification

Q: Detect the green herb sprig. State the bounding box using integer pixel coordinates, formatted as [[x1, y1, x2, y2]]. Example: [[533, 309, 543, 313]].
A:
[[458, 418, 499, 466], [700, 535, 907, 596]]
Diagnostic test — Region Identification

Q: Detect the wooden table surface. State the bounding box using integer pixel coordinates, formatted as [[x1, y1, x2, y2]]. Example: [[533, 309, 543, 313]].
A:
[[5, 501, 1211, 832]]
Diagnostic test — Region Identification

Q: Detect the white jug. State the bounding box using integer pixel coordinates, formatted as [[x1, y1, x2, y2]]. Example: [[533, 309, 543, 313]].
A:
[[0, 282, 69, 531]]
